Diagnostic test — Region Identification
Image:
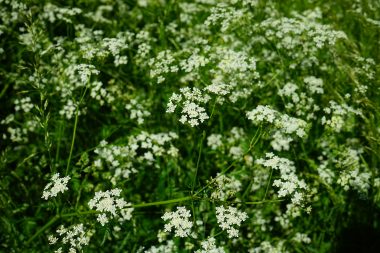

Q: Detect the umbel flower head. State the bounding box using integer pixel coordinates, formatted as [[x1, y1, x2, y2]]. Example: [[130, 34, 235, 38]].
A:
[[42, 173, 71, 200], [161, 206, 193, 237], [88, 188, 133, 226], [215, 206, 248, 238]]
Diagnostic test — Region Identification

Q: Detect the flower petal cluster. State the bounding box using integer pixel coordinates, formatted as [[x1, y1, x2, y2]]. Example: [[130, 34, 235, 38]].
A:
[[162, 206, 193, 237], [215, 206, 248, 238], [42, 173, 71, 200], [88, 188, 133, 226]]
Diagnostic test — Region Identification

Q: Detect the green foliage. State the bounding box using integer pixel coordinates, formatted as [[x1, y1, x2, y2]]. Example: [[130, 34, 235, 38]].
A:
[[0, 0, 380, 252]]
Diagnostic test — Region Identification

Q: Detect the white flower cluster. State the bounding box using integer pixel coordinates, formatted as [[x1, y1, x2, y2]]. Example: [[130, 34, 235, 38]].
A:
[[256, 153, 308, 205], [205, 3, 244, 32], [207, 134, 223, 150], [209, 174, 242, 201], [89, 81, 115, 106], [102, 36, 129, 66], [180, 49, 209, 73], [144, 240, 175, 253], [93, 140, 137, 180], [215, 206, 248, 238], [59, 100, 77, 120], [249, 241, 287, 253], [125, 99, 151, 125], [75, 26, 131, 66], [247, 105, 307, 138], [194, 237, 225, 253], [93, 132, 178, 182], [128, 131, 179, 163], [162, 206, 193, 238], [68, 64, 100, 85], [278, 80, 322, 121], [206, 48, 259, 103], [42, 173, 71, 200], [321, 101, 362, 132], [48, 223, 92, 253], [353, 56, 376, 81], [42, 3, 82, 23], [292, 232, 311, 244], [337, 168, 371, 193], [303, 76, 324, 94], [215, 47, 257, 75], [88, 188, 133, 226], [149, 50, 178, 84], [167, 87, 211, 127], [247, 105, 307, 151], [14, 97, 33, 113], [260, 14, 346, 55]]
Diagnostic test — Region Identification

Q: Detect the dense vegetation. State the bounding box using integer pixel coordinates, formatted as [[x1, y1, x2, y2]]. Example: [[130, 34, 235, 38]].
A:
[[0, 0, 379, 252]]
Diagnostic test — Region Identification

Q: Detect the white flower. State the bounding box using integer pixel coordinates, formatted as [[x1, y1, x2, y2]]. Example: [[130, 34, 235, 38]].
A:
[[88, 188, 133, 226], [215, 206, 248, 238], [42, 173, 70, 200], [162, 206, 193, 237], [50, 223, 91, 253], [256, 153, 308, 205], [195, 237, 225, 253]]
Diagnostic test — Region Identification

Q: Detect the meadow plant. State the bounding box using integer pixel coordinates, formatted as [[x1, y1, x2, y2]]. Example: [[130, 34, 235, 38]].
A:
[[0, 0, 379, 252]]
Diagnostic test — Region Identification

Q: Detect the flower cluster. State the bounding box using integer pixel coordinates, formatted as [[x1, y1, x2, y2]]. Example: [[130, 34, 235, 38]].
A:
[[321, 101, 362, 132], [88, 188, 133, 226], [167, 87, 211, 127], [256, 153, 308, 205], [42, 173, 71, 200], [215, 206, 248, 238], [48, 223, 92, 253], [205, 3, 244, 32], [162, 206, 193, 237], [259, 11, 346, 56], [247, 105, 307, 151], [125, 98, 151, 125], [195, 237, 225, 253]]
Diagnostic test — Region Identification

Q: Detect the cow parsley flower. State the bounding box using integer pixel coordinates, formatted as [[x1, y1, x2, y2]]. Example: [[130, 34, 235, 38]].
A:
[[256, 153, 308, 205], [42, 173, 71, 200], [195, 237, 225, 253], [162, 206, 193, 237], [49, 223, 92, 253], [88, 188, 133, 226], [215, 206, 248, 238]]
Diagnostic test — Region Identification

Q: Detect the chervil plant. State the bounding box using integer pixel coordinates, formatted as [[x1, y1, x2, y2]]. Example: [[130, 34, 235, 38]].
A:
[[0, 0, 379, 252]]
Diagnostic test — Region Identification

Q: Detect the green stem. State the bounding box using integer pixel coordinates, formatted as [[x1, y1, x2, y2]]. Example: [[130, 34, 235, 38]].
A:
[[26, 215, 59, 245], [132, 196, 194, 208], [0, 83, 9, 99], [262, 168, 273, 201], [65, 87, 87, 176], [65, 107, 79, 175], [192, 131, 206, 192]]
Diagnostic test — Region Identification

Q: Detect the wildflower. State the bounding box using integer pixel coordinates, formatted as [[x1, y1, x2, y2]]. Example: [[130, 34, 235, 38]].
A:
[[49, 224, 92, 253], [195, 237, 225, 253], [215, 206, 248, 238], [42, 173, 70, 200], [88, 188, 133, 226], [162, 206, 193, 237]]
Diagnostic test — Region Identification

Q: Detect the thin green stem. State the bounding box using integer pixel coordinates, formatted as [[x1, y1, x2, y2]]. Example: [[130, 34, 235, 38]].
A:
[[65, 108, 79, 175], [65, 87, 87, 175], [132, 196, 194, 208], [26, 215, 59, 245], [192, 131, 206, 192], [262, 168, 273, 201], [0, 82, 9, 99]]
